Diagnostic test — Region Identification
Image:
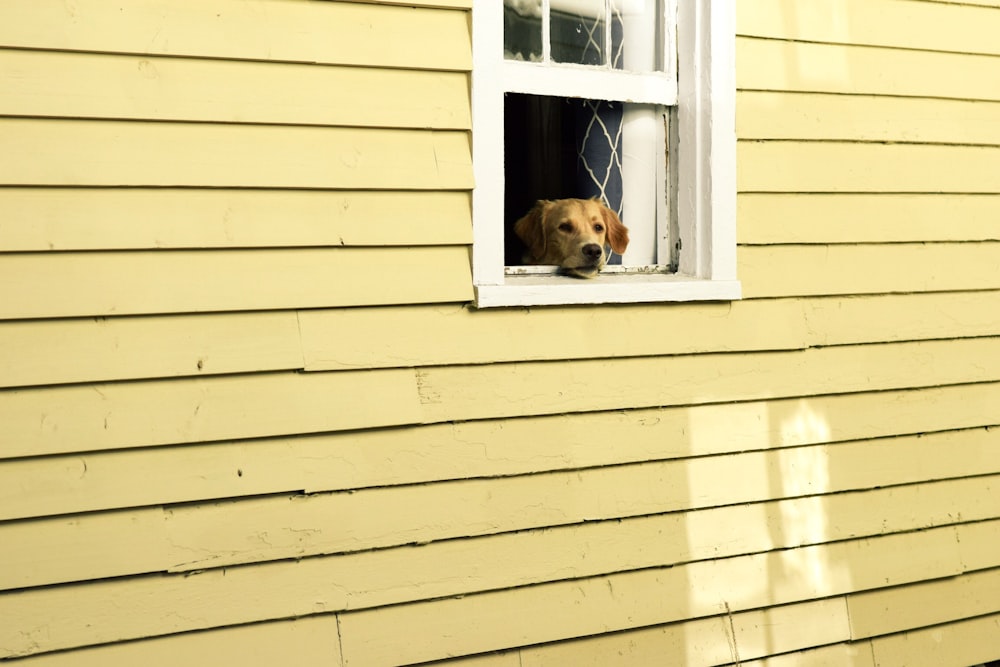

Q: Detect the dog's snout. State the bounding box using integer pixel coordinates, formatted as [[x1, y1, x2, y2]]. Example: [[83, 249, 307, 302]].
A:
[[582, 243, 603, 261]]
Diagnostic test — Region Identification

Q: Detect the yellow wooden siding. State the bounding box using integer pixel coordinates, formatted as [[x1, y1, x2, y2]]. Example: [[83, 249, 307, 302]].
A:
[[6, 617, 342, 667], [442, 598, 850, 667], [0, 189, 472, 251], [3, 387, 998, 522], [414, 338, 1000, 423], [0, 312, 303, 388], [739, 194, 1000, 244], [5, 338, 1000, 459], [4, 467, 996, 590], [739, 142, 1000, 193], [3, 0, 1000, 664], [333, 525, 976, 665], [739, 0, 1000, 55], [0, 0, 471, 70], [300, 299, 810, 371], [738, 37, 1000, 100], [0, 120, 472, 189], [848, 563, 1000, 641], [870, 613, 1000, 667], [739, 244, 1000, 297], [299, 292, 1000, 370], [4, 524, 993, 659], [0, 247, 472, 320], [802, 291, 1000, 345], [739, 92, 1000, 144], [0, 369, 425, 459], [3, 386, 999, 521], [0, 49, 470, 129], [81, 286, 985, 383], [924, 0, 1000, 6], [739, 643, 876, 667]]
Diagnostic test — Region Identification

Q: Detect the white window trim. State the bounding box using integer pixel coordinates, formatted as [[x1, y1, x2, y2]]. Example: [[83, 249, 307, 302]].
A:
[[471, 0, 740, 307]]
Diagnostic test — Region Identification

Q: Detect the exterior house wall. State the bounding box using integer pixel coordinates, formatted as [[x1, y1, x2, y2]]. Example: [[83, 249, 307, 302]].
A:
[[1, 0, 999, 665]]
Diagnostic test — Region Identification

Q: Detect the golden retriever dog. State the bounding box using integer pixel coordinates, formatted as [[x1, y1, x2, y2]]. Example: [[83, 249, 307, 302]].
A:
[[514, 198, 629, 278]]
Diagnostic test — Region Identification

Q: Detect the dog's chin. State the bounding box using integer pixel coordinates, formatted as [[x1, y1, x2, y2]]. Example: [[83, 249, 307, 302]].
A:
[[560, 263, 602, 279]]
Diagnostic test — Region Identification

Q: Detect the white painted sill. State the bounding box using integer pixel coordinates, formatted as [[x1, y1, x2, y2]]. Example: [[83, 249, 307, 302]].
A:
[[474, 273, 742, 308]]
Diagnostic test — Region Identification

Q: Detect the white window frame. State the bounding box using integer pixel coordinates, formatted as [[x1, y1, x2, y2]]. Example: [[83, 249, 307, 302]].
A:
[[471, 0, 740, 307]]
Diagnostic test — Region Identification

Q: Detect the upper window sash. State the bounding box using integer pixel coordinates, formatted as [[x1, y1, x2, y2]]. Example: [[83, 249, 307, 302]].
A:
[[500, 0, 677, 104]]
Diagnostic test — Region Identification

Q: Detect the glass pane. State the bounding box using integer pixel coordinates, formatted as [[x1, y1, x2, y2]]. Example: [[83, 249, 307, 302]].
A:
[[615, 0, 664, 72], [504, 0, 543, 62], [551, 0, 608, 66], [504, 1, 665, 71]]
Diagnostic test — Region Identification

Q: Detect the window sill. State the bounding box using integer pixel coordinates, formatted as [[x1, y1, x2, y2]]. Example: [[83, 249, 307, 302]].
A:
[[474, 273, 742, 308]]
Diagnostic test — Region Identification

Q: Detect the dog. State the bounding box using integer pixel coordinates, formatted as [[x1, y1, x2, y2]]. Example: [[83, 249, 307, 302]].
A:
[[513, 198, 629, 278]]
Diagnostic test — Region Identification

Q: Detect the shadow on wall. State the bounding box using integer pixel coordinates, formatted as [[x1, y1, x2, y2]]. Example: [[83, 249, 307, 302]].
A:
[[684, 399, 842, 663]]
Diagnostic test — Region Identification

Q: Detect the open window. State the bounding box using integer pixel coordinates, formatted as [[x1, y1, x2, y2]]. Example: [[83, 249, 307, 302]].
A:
[[472, 0, 741, 307]]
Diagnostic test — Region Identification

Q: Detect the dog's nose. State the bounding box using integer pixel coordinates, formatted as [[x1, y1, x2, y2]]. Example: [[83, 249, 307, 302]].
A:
[[582, 244, 603, 261]]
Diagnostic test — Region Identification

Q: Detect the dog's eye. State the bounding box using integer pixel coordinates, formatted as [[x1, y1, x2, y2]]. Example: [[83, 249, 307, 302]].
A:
[[594, 224, 605, 232], [558, 222, 573, 232]]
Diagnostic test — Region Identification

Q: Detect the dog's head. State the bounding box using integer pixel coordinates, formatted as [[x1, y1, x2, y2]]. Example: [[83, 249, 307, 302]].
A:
[[513, 198, 629, 278]]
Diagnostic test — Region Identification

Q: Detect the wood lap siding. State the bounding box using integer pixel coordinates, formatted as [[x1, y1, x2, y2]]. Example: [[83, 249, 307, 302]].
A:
[[2, 1, 1000, 667]]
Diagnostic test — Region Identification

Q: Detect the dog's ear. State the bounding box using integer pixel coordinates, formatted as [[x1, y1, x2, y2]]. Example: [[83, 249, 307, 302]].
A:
[[514, 200, 550, 262], [599, 203, 629, 255]]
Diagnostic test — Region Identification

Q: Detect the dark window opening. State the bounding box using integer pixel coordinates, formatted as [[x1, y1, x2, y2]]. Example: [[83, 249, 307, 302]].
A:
[[503, 92, 625, 266]]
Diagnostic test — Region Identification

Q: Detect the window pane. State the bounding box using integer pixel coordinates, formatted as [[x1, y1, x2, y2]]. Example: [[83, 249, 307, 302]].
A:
[[504, 1, 665, 72], [551, 0, 610, 66], [504, 1, 543, 62], [617, 0, 664, 72]]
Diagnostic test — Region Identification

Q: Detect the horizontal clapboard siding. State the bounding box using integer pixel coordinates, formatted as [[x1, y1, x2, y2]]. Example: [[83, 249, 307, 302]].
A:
[[414, 337, 1000, 423], [505, 598, 853, 667], [3, 287, 1000, 387], [3, 0, 1000, 664], [739, 643, 877, 667], [300, 299, 810, 370], [0, 369, 426, 459], [300, 290, 1000, 370], [850, 561, 1000, 641], [802, 291, 1000, 344], [738, 194, 1000, 244], [739, 243, 1000, 297], [4, 464, 997, 589], [5, 338, 1000, 459], [0, 189, 472, 251], [0, 0, 471, 70], [3, 386, 999, 520], [0, 248, 472, 319], [0, 49, 471, 128], [870, 612, 1000, 667], [0, 120, 472, 189], [739, 143, 1000, 193], [3, 617, 342, 667], [738, 37, 1000, 100], [739, 0, 1000, 54], [4, 522, 997, 658], [334, 524, 990, 666], [0, 312, 304, 388], [728, 1, 1000, 664], [739, 92, 1000, 144]]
